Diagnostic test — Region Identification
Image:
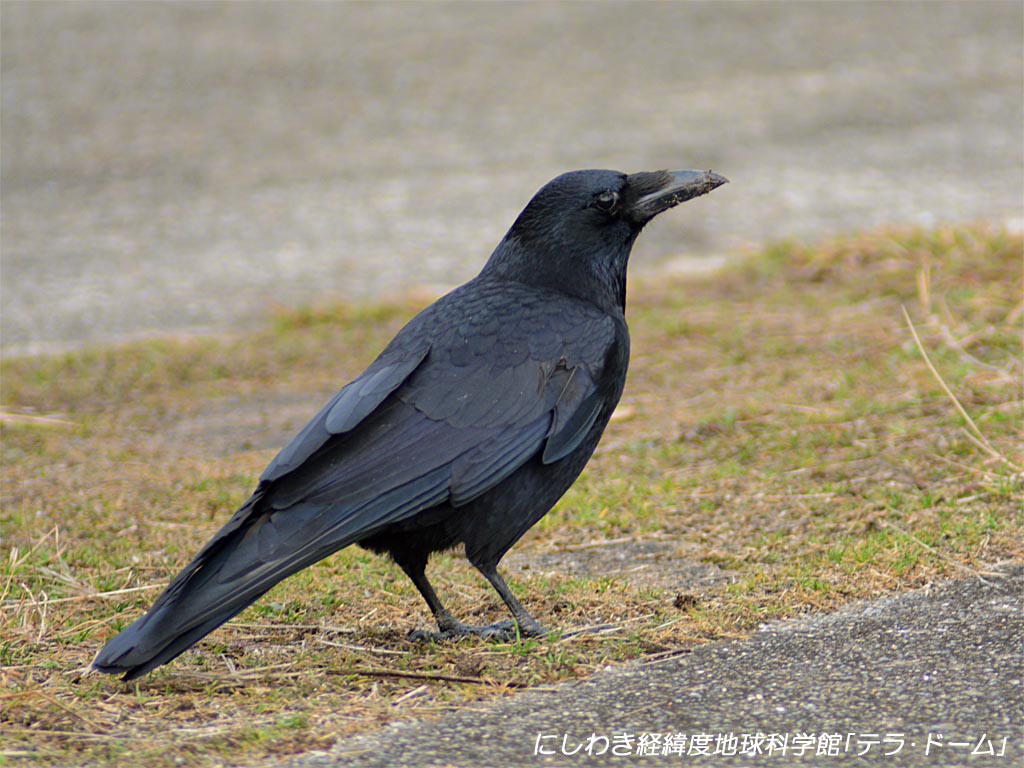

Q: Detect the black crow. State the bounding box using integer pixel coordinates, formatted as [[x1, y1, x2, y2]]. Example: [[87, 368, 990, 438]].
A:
[[93, 168, 728, 680]]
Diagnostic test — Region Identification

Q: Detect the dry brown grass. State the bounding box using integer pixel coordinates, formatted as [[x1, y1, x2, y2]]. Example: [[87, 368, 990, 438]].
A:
[[1, 224, 1021, 766]]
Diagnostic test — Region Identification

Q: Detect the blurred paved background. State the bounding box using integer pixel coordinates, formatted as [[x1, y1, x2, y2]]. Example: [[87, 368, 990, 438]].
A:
[[2, 1, 1022, 356]]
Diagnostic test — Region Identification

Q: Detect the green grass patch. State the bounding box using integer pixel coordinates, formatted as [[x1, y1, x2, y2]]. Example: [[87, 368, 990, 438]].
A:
[[1, 224, 1021, 767]]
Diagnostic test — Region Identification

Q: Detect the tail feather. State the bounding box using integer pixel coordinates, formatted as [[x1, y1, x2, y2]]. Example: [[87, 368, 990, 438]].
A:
[[93, 466, 452, 679], [91, 493, 355, 680]]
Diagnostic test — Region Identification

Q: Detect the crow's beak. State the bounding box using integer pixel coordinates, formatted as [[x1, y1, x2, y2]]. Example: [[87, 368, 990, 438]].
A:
[[628, 169, 729, 223]]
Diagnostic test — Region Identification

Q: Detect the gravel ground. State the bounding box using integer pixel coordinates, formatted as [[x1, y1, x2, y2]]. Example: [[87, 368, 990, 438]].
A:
[[3, 1, 1022, 355]]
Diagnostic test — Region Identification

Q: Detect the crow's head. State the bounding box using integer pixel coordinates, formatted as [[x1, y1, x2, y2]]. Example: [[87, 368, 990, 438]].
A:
[[484, 169, 728, 311]]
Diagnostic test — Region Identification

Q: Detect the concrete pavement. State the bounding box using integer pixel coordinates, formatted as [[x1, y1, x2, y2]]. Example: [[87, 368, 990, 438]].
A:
[[3, 1, 1021, 355], [282, 564, 1023, 767]]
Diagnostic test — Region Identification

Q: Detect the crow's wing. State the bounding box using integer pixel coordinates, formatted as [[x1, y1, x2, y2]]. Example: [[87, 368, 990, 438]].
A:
[[265, 293, 621, 517], [259, 341, 431, 483]]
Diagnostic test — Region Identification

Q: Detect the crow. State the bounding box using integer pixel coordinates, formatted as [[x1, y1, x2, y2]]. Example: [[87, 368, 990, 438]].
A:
[[92, 168, 728, 680]]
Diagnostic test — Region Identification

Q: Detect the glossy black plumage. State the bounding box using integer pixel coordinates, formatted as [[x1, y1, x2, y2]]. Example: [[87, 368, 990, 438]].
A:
[[93, 168, 727, 680]]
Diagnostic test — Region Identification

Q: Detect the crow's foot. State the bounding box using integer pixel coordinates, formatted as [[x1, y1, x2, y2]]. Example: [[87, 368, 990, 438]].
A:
[[409, 618, 546, 642]]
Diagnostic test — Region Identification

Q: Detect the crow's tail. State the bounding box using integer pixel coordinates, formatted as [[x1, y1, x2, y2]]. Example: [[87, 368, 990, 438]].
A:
[[92, 492, 355, 680]]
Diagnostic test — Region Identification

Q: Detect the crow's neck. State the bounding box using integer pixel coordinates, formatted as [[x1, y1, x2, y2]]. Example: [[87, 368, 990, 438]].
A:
[[480, 235, 633, 315]]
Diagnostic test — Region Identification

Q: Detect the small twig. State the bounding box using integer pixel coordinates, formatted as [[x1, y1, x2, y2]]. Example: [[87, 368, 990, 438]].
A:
[[936, 317, 1008, 374], [557, 624, 621, 641], [959, 427, 1016, 468], [901, 304, 1020, 471], [0, 409, 77, 428], [33, 588, 48, 642], [393, 684, 429, 704], [932, 453, 1003, 482], [181, 663, 504, 687], [33, 690, 106, 731], [177, 662, 301, 682], [902, 304, 985, 442], [772, 402, 828, 414], [651, 618, 684, 632], [333, 666, 513, 686], [1, 527, 64, 604], [165, 723, 239, 739], [554, 532, 665, 552], [227, 622, 355, 633], [315, 638, 405, 655], [1005, 299, 1024, 327], [639, 649, 694, 665], [752, 492, 839, 501], [0, 583, 164, 609], [0, 727, 119, 741], [916, 261, 932, 315], [879, 517, 1004, 582]]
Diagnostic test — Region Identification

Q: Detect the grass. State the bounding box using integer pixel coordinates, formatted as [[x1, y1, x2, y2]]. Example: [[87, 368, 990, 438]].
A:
[[2, 224, 1021, 766]]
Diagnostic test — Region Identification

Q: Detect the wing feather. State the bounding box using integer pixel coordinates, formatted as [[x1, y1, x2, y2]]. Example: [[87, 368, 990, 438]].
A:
[[260, 342, 429, 483], [265, 288, 621, 540]]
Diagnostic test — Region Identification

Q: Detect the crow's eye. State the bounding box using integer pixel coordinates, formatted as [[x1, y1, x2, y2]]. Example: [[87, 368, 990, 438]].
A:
[[593, 191, 620, 214]]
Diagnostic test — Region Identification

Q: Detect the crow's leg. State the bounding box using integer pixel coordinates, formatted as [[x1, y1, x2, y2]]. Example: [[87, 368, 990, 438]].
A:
[[395, 552, 474, 638], [474, 560, 547, 639], [394, 553, 543, 641]]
